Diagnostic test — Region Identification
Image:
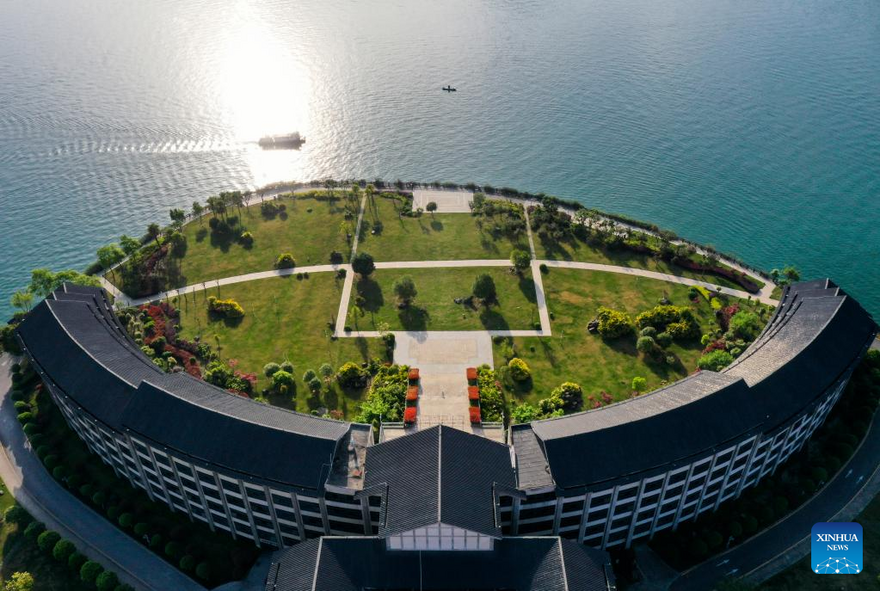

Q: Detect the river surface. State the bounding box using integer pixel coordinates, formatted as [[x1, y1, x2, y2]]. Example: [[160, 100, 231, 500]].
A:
[[1, 0, 878, 320]]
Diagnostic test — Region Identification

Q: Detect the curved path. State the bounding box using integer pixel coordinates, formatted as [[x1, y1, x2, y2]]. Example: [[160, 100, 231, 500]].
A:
[[670, 407, 880, 590], [0, 355, 206, 591]]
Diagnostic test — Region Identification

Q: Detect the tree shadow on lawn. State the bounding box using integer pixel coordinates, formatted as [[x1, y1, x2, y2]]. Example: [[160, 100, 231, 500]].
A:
[[398, 305, 429, 331], [642, 350, 686, 382], [479, 234, 501, 255], [207, 311, 244, 328], [479, 306, 510, 331], [430, 220, 444, 232], [537, 234, 574, 261], [601, 335, 638, 356], [517, 275, 538, 303], [539, 338, 559, 368], [356, 278, 384, 313]]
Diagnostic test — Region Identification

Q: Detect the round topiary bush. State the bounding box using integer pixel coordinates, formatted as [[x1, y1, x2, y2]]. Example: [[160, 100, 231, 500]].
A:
[[22, 423, 40, 436], [28, 433, 46, 447], [52, 466, 67, 481], [13, 401, 30, 412], [133, 522, 149, 536], [43, 455, 60, 470], [92, 491, 107, 507], [79, 484, 95, 498], [165, 540, 183, 559], [10, 390, 25, 402], [275, 253, 296, 269], [179, 555, 196, 572], [38, 530, 61, 553], [24, 521, 45, 540], [4, 504, 31, 526], [95, 570, 119, 591], [80, 560, 104, 584], [17, 411, 34, 424], [106, 506, 121, 521], [195, 561, 211, 581], [149, 533, 163, 549], [68, 551, 87, 572], [507, 358, 531, 382], [118, 513, 134, 529], [263, 362, 280, 378], [53, 539, 76, 562], [35, 445, 51, 460]]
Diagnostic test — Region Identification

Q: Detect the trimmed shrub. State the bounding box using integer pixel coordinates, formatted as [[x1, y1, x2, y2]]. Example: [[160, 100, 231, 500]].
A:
[[106, 506, 120, 521], [552, 382, 584, 411], [24, 521, 45, 540], [149, 534, 163, 549], [655, 332, 673, 348], [43, 455, 60, 470], [596, 307, 633, 339], [4, 504, 31, 525], [180, 555, 196, 572], [37, 530, 61, 553], [207, 296, 245, 319], [52, 466, 66, 481], [118, 513, 134, 529], [196, 561, 211, 581], [239, 231, 254, 247], [337, 362, 367, 388], [263, 362, 281, 378], [53, 539, 76, 562], [13, 401, 30, 412], [68, 551, 87, 572], [80, 560, 104, 584], [280, 360, 294, 373], [507, 358, 531, 382], [16, 412, 34, 424], [92, 491, 107, 507], [22, 423, 39, 436], [697, 349, 735, 371], [165, 540, 183, 559], [35, 445, 51, 460], [631, 377, 647, 392], [133, 522, 149, 536], [10, 390, 26, 401], [275, 253, 296, 269], [96, 571, 119, 591]]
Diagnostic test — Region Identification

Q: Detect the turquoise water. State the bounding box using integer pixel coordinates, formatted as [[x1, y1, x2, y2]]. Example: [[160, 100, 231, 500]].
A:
[[1, 0, 878, 320]]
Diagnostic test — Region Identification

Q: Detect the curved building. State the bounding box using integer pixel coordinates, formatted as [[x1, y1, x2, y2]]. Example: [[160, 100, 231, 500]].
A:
[[14, 278, 876, 578]]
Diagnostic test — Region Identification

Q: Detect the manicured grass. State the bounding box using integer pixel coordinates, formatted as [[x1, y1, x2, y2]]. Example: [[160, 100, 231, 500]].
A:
[[758, 493, 880, 590], [356, 195, 529, 261], [175, 273, 386, 416], [348, 267, 540, 332], [534, 233, 756, 291], [493, 268, 769, 406], [108, 192, 355, 291]]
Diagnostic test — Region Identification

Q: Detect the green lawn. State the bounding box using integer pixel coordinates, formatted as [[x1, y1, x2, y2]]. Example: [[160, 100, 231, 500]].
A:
[[175, 273, 386, 416], [356, 195, 530, 261], [493, 267, 768, 406], [533, 233, 757, 291], [108, 192, 355, 292], [348, 267, 541, 332], [758, 492, 880, 590]]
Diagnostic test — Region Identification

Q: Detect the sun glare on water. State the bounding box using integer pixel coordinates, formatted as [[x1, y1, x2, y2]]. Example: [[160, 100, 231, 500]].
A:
[[213, 1, 312, 185]]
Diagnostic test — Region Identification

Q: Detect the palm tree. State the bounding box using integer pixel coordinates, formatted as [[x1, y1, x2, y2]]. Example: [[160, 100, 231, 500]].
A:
[[147, 223, 162, 247], [191, 201, 204, 225]]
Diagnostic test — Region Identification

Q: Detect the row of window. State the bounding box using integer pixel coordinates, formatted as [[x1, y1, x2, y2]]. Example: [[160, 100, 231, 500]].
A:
[[502, 379, 846, 549]]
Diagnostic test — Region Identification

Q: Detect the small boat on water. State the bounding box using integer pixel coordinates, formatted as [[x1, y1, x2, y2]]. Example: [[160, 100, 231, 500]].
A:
[[442, 85, 457, 92], [258, 132, 305, 149]]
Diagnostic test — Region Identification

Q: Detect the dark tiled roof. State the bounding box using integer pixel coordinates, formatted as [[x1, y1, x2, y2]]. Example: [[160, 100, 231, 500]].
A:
[[16, 288, 360, 491], [265, 537, 614, 591], [518, 280, 877, 491], [363, 425, 516, 537]]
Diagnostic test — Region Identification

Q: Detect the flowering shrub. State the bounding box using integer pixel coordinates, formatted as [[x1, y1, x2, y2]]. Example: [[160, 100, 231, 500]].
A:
[[406, 386, 419, 401], [469, 406, 481, 424], [468, 386, 480, 401], [207, 297, 245, 319], [356, 364, 409, 426], [408, 368, 420, 381], [596, 307, 633, 339], [466, 367, 478, 382], [404, 407, 417, 424], [476, 366, 504, 421], [139, 303, 202, 378]]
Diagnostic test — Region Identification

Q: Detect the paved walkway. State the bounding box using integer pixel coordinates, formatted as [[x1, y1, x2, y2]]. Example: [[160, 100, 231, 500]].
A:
[[389, 332, 504, 443], [0, 355, 205, 591], [670, 406, 880, 590], [412, 189, 473, 213]]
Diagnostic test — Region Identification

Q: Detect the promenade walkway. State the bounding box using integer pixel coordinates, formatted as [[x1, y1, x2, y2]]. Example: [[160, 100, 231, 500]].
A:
[[0, 355, 205, 591]]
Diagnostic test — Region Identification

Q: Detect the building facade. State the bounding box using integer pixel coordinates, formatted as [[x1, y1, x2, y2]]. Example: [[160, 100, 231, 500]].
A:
[[15, 278, 877, 564]]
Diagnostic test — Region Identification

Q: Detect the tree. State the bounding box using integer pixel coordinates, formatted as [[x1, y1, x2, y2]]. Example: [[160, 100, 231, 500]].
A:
[[596, 307, 634, 339], [95, 571, 119, 591], [169, 208, 186, 227], [271, 370, 295, 391], [3, 572, 34, 591], [508, 358, 531, 382], [729, 311, 762, 341], [352, 252, 375, 278], [52, 539, 76, 562], [10, 290, 33, 312], [552, 382, 583, 411], [426, 201, 438, 216], [191, 201, 204, 224], [392, 276, 417, 306], [337, 362, 367, 388], [510, 249, 530, 274], [146, 223, 161, 247], [632, 376, 647, 392], [472, 274, 497, 304], [636, 336, 657, 355], [28, 268, 101, 297], [119, 235, 141, 256], [96, 244, 125, 269], [263, 362, 281, 378], [319, 364, 334, 380], [37, 530, 61, 553], [698, 349, 735, 371], [275, 253, 296, 269], [80, 561, 103, 584]]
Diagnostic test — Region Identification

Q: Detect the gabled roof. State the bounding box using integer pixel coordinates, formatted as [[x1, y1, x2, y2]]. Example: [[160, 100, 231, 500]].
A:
[[516, 279, 877, 491], [16, 287, 363, 491], [265, 536, 615, 591], [364, 425, 516, 537]]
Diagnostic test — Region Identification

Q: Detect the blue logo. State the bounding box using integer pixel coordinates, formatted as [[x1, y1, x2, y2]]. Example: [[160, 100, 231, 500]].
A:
[[811, 522, 862, 574]]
